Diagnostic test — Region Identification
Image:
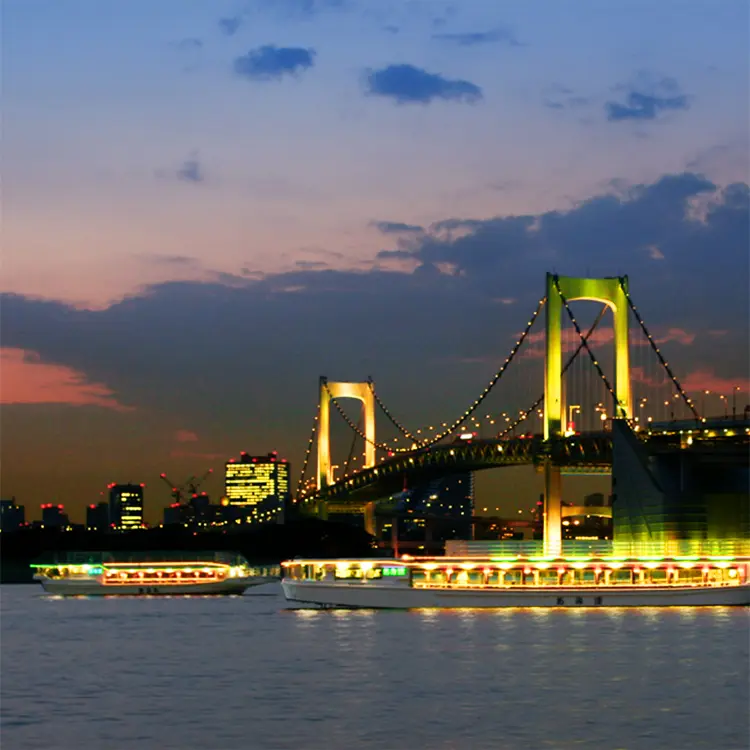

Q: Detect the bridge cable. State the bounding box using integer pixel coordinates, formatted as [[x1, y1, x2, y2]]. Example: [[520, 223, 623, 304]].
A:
[[367, 377, 423, 446], [553, 276, 628, 419], [497, 303, 609, 439], [325, 297, 547, 455], [343, 411, 363, 475], [618, 280, 702, 422], [294, 405, 319, 501]]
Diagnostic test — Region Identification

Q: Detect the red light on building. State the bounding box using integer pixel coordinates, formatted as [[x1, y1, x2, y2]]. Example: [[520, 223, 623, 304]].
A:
[[89, 504, 96, 509]]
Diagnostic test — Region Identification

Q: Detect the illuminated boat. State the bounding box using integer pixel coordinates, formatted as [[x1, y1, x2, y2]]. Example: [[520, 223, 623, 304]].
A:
[[32, 552, 279, 596], [281, 554, 750, 609]]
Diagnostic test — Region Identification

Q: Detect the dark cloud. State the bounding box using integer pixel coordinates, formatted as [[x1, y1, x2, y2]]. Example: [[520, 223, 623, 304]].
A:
[[365, 64, 482, 105], [219, 17, 242, 36], [234, 45, 316, 81], [605, 77, 690, 121], [2, 172, 747, 498], [372, 221, 424, 234], [382, 25, 399, 34], [432, 28, 522, 47], [176, 157, 204, 183]]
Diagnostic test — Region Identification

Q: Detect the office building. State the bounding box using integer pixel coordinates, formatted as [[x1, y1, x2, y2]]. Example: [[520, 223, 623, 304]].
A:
[[41, 504, 70, 528], [108, 484, 144, 530], [86, 502, 109, 532], [224, 452, 290, 525], [0, 499, 26, 532]]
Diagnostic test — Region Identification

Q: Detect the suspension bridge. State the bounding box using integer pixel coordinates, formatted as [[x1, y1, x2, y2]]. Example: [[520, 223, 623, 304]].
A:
[[292, 274, 748, 555]]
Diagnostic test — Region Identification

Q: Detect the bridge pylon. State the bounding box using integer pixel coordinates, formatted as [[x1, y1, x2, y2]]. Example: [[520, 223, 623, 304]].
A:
[[543, 274, 633, 556], [317, 376, 376, 488]]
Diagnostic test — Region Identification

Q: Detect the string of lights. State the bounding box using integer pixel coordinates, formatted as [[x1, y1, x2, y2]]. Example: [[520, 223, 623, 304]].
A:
[[367, 377, 424, 446], [326, 297, 547, 453], [497, 304, 610, 439], [294, 405, 319, 501], [618, 280, 702, 422], [553, 277, 627, 419]]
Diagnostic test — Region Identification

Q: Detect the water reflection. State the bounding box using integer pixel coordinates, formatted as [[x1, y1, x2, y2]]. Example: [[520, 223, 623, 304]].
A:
[[2, 587, 747, 750]]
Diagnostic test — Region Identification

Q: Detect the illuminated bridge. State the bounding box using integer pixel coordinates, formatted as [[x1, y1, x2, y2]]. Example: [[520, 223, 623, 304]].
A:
[[292, 274, 749, 553]]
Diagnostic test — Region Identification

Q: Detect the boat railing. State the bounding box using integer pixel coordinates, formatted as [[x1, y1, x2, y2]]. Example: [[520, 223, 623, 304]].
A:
[[445, 539, 750, 558]]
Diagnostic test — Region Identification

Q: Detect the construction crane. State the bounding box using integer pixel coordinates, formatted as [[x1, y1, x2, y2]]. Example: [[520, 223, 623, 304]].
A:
[[159, 469, 214, 506]]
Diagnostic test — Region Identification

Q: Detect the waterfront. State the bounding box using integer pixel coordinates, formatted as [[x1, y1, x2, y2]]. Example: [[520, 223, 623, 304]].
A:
[[1, 585, 747, 750]]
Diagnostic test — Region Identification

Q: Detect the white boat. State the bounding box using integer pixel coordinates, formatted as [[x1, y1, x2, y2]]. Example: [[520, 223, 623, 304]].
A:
[[32, 553, 279, 596], [281, 555, 750, 609]]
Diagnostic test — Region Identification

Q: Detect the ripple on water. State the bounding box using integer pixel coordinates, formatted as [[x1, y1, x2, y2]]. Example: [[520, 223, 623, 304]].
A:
[[1, 586, 748, 750]]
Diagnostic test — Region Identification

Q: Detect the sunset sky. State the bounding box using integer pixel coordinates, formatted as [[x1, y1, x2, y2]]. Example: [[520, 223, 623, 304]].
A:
[[2, 0, 748, 523]]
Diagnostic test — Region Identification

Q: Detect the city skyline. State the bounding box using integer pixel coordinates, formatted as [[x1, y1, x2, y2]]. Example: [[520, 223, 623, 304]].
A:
[[2, 0, 749, 523]]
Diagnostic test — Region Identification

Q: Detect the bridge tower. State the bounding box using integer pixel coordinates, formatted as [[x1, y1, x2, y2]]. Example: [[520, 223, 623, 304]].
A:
[[317, 377, 377, 534], [544, 274, 633, 555]]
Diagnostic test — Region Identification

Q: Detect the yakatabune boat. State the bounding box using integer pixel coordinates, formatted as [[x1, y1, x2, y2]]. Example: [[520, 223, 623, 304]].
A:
[[32, 551, 279, 596], [281, 552, 750, 609]]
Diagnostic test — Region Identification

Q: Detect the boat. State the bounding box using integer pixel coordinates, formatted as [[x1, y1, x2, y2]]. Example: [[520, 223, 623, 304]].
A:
[[281, 552, 750, 609], [32, 551, 279, 596]]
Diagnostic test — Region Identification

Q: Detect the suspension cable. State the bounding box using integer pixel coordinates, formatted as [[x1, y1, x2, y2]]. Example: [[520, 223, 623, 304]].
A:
[[326, 297, 547, 453], [498, 303, 609, 438], [368, 377, 423, 445], [553, 276, 628, 419], [618, 280, 702, 422], [294, 405, 319, 500], [343, 412, 362, 475]]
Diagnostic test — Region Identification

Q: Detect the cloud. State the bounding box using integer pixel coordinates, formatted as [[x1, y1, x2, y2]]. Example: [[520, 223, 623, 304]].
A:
[[0, 348, 132, 412], [432, 28, 522, 47], [176, 156, 204, 183], [372, 221, 424, 234], [174, 429, 199, 443], [605, 77, 690, 121], [219, 16, 242, 36], [383, 25, 399, 34], [233, 45, 316, 81], [1, 173, 747, 481], [365, 64, 482, 105]]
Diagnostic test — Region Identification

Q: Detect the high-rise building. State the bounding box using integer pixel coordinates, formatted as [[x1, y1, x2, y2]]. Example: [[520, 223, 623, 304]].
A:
[[108, 484, 144, 530], [224, 452, 290, 525], [0, 498, 25, 531], [41, 504, 69, 528], [86, 502, 109, 531]]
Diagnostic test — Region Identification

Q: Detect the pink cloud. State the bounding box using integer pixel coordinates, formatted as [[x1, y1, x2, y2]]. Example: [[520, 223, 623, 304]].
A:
[[680, 370, 750, 396], [174, 429, 199, 443], [655, 328, 695, 345], [0, 348, 132, 411]]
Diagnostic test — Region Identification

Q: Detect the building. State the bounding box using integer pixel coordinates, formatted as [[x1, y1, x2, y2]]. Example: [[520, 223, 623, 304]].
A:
[[224, 452, 290, 525], [86, 502, 109, 532], [377, 472, 474, 544], [0, 498, 25, 532], [108, 484, 144, 530], [41, 504, 70, 528]]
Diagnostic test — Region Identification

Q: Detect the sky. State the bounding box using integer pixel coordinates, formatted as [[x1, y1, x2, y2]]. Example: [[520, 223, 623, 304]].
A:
[[2, 0, 749, 524]]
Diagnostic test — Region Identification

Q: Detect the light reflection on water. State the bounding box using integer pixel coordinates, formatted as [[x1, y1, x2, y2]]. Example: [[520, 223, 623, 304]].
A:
[[1, 585, 748, 750]]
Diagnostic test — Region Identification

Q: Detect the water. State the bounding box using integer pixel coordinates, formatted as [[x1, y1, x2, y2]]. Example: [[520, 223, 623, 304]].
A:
[[1, 584, 748, 750]]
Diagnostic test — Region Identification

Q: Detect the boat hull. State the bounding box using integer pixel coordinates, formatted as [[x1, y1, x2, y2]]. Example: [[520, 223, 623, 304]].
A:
[[282, 580, 750, 609], [38, 576, 277, 596]]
